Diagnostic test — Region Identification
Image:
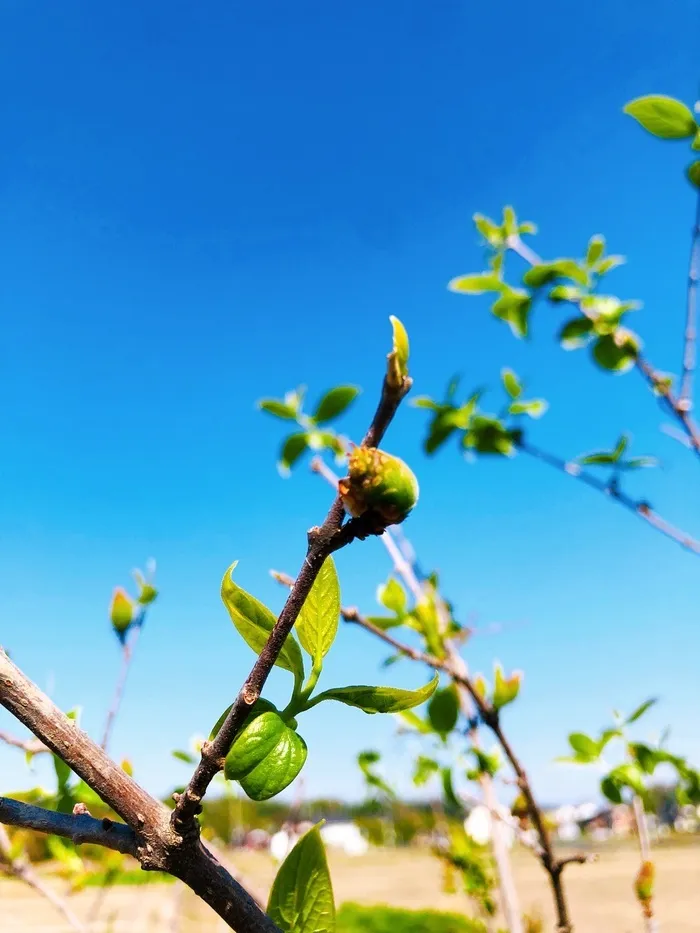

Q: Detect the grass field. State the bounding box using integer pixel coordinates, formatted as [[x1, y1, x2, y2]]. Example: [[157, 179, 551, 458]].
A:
[[2, 842, 699, 932]]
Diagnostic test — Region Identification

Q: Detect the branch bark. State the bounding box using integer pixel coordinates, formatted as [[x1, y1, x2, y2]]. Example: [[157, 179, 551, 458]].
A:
[[679, 191, 700, 408]]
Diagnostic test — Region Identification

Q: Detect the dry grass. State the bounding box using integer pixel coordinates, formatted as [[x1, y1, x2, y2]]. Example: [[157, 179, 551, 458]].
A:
[[1, 843, 698, 932]]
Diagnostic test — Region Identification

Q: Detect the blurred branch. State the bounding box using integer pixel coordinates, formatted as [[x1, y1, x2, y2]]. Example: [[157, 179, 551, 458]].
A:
[[518, 440, 700, 556], [0, 822, 88, 933], [680, 192, 700, 407], [0, 730, 48, 755], [102, 625, 141, 752]]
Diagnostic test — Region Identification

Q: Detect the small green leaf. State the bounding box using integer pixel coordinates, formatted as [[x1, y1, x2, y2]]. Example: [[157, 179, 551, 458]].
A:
[[559, 317, 594, 349], [578, 451, 615, 466], [624, 456, 659, 470], [313, 386, 360, 425], [221, 563, 305, 680], [465, 416, 517, 457], [501, 368, 522, 399], [601, 775, 623, 805], [268, 825, 335, 933], [296, 557, 340, 665], [629, 743, 661, 776], [172, 750, 196, 764], [687, 160, 700, 190], [448, 273, 502, 295], [502, 206, 518, 237], [595, 256, 626, 275], [523, 260, 588, 288], [412, 396, 441, 410], [279, 433, 310, 473], [491, 288, 532, 338], [626, 697, 657, 725], [377, 577, 407, 617], [259, 400, 298, 420], [586, 236, 605, 267], [225, 711, 308, 801], [441, 767, 463, 812], [508, 399, 548, 419], [609, 762, 646, 797], [394, 709, 433, 735], [473, 213, 504, 247], [366, 615, 405, 631], [549, 285, 585, 303], [493, 665, 522, 710], [390, 316, 410, 374], [592, 331, 639, 373], [427, 684, 460, 738], [413, 755, 440, 787], [568, 733, 600, 762], [518, 221, 538, 236], [312, 674, 439, 714], [624, 95, 697, 139], [611, 434, 628, 461]]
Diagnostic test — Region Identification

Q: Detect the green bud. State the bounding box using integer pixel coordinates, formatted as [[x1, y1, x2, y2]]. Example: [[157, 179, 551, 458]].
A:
[[339, 447, 419, 525], [492, 664, 523, 710], [109, 588, 134, 642], [133, 567, 158, 606], [635, 861, 654, 917]]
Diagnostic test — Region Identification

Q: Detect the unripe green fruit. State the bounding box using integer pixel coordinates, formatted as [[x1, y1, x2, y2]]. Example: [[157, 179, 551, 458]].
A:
[[339, 447, 419, 525]]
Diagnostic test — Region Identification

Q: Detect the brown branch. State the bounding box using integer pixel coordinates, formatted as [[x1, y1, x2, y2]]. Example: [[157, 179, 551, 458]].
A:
[[171, 367, 412, 835], [102, 625, 141, 752], [518, 440, 700, 555], [0, 650, 280, 933], [506, 233, 700, 460], [0, 822, 88, 933], [0, 797, 138, 856], [679, 192, 700, 407]]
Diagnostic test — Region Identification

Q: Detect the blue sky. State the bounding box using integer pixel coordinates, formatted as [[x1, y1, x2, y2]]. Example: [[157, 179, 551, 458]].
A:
[[2, 0, 699, 808]]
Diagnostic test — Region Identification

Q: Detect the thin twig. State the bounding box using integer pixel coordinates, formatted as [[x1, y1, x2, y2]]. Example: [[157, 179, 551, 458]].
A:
[[506, 233, 700, 459], [102, 626, 141, 752], [679, 192, 700, 407], [632, 795, 658, 933], [0, 822, 88, 933], [0, 729, 48, 755], [171, 366, 412, 836], [518, 440, 700, 555]]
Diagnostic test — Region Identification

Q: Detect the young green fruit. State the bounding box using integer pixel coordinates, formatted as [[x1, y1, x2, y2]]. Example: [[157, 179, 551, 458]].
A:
[[224, 709, 307, 802], [109, 587, 134, 643], [339, 447, 419, 525]]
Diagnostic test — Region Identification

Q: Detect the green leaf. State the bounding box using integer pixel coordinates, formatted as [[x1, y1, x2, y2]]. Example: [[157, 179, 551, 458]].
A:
[[523, 260, 588, 288], [609, 762, 646, 797], [312, 674, 439, 714], [390, 316, 410, 375], [586, 236, 605, 267], [598, 728, 623, 752], [501, 368, 522, 399], [502, 206, 518, 237], [549, 285, 585, 303], [473, 213, 504, 247], [427, 684, 460, 738], [601, 775, 623, 805], [508, 399, 548, 419], [221, 563, 304, 680], [441, 767, 463, 812], [626, 697, 657, 725], [259, 399, 298, 421], [624, 456, 659, 470], [491, 288, 531, 338], [394, 709, 433, 735], [687, 160, 700, 190], [596, 256, 626, 275], [172, 750, 197, 764], [448, 273, 502, 295], [225, 711, 308, 801], [559, 317, 594, 349], [366, 615, 404, 631], [612, 434, 628, 461], [493, 665, 522, 710], [465, 416, 516, 457], [592, 331, 639, 373], [377, 577, 407, 617], [412, 396, 441, 410], [568, 733, 600, 762], [279, 433, 310, 473], [296, 557, 340, 665], [518, 221, 538, 236], [53, 754, 72, 794], [268, 825, 335, 933], [629, 743, 661, 776], [413, 755, 440, 787], [578, 450, 615, 466], [624, 95, 697, 139], [313, 386, 359, 425]]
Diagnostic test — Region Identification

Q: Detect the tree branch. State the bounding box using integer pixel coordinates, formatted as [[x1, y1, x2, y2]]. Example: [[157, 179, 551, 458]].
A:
[[518, 439, 700, 555], [102, 625, 141, 752], [0, 729, 47, 755], [0, 797, 138, 856], [679, 191, 700, 408], [0, 650, 280, 932], [0, 822, 88, 933], [171, 367, 412, 835], [506, 233, 700, 459]]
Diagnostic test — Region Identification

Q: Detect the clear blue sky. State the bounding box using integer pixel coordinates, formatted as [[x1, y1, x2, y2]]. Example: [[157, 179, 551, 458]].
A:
[[2, 1, 699, 808]]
